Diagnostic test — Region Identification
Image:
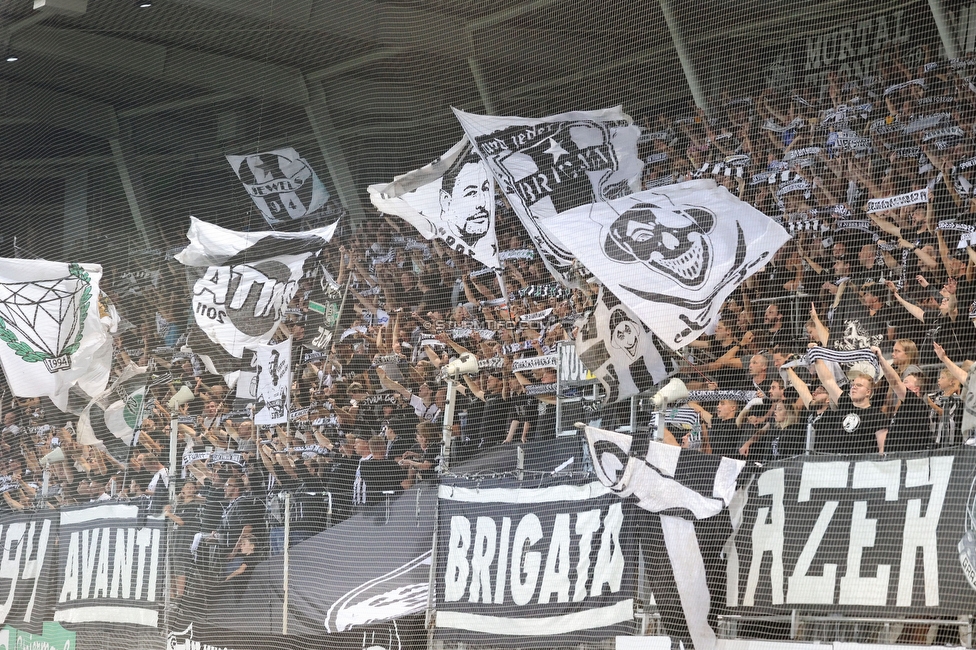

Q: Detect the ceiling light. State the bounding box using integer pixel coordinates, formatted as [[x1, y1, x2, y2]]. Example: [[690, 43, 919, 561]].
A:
[[137, 0, 152, 6], [4, 54, 19, 63]]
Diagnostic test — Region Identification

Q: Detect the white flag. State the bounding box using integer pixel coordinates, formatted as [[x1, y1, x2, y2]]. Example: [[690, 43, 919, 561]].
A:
[[176, 217, 335, 385], [77, 364, 148, 462], [254, 338, 291, 425], [368, 138, 500, 270], [962, 366, 976, 437], [547, 179, 791, 349], [226, 147, 329, 226], [453, 106, 643, 283], [574, 286, 667, 402], [0, 259, 113, 411]]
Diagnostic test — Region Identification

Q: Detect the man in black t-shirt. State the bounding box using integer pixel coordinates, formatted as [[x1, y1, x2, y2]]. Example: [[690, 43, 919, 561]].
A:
[[814, 359, 885, 454], [871, 347, 933, 453]]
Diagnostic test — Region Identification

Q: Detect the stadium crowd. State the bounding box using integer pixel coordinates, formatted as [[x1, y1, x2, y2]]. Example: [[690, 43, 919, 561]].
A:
[[0, 42, 974, 612]]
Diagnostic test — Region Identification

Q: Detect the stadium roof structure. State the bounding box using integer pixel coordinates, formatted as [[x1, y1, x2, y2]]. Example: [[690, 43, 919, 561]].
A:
[[0, 0, 954, 258]]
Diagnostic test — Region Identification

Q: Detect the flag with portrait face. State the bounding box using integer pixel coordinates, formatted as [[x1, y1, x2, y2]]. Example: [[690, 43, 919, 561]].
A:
[[368, 138, 500, 270], [453, 107, 643, 284], [254, 338, 291, 425]]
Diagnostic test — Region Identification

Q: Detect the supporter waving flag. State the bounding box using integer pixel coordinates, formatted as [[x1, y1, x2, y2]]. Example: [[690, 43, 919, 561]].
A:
[[453, 106, 644, 284], [547, 179, 791, 349], [0, 258, 114, 412], [368, 138, 501, 270], [175, 217, 336, 387]]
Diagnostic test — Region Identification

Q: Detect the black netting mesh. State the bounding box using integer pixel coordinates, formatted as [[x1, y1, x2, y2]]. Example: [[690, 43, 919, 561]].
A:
[[1, 0, 976, 649]]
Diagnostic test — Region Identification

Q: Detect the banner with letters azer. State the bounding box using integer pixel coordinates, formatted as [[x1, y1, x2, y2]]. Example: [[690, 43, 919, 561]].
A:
[[724, 447, 976, 618], [435, 478, 637, 645]]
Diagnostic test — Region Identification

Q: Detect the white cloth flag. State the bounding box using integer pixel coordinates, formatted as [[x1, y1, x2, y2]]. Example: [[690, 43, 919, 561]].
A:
[[368, 138, 500, 270], [547, 179, 791, 349], [0, 259, 113, 411], [453, 106, 643, 283], [574, 286, 667, 402], [176, 217, 335, 385], [77, 364, 148, 462], [584, 425, 744, 650], [254, 338, 291, 425], [226, 147, 329, 226]]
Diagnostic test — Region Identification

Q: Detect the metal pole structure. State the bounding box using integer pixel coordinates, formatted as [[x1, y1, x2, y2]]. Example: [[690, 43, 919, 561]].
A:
[[164, 414, 178, 632], [555, 344, 563, 437], [929, 0, 960, 61], [658, 0, 709, 113], [282, 491, 291, 635], [440, 377, 458, 472]]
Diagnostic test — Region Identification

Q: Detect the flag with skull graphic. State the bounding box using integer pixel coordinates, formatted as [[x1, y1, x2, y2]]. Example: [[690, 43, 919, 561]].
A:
[[547, 179, 791, 349], [254, 338, 291, 425], [452, 106, 643, 284], [368, 138, 500, 270], [226, 147, 329, 226]]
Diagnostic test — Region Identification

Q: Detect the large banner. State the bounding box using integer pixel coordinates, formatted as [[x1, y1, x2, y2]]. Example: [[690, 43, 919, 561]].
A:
[[725, 448, 976, 618], [0, 511, 59, 633], [757, 2, 929, 95], [435, 479, 637, 645], [55, 503, 165, 627]]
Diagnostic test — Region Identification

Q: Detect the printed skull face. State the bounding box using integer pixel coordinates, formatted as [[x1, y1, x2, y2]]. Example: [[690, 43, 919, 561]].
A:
[[604, 202, 715, 289]]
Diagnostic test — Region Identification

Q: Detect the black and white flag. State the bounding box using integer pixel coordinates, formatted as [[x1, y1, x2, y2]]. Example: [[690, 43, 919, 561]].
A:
[[574, 287, 667, 403], [0, 259, 114, 411], [175, 217, 335, 386], [226, 147, 329, 226], [76, 364, 149, 463], [584, 425, 744, 650], [547, 179, 791, 349], [368, 138, 500, 270], [453, 107, 643, 283], [254, 338, 291, 426], [305, 263, 346, 352]]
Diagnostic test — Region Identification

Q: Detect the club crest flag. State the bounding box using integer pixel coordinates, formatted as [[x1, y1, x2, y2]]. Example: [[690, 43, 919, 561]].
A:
[[176, 217, 335, 385], [547, 179, 791, 349], [368, 138, 500, 270], [226, 147, 329, 226], [452, 106, 643, 282], [0, 259, 113, 411], [254, 338, 291, 425], [574, 286, 667, 403]]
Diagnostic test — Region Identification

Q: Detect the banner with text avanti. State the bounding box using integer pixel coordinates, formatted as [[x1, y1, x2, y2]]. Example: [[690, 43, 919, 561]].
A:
[[724, 447, 976, 618]]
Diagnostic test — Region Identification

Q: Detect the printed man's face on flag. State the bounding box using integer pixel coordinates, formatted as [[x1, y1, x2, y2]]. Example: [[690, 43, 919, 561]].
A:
[[439, 161, 492, 246]]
